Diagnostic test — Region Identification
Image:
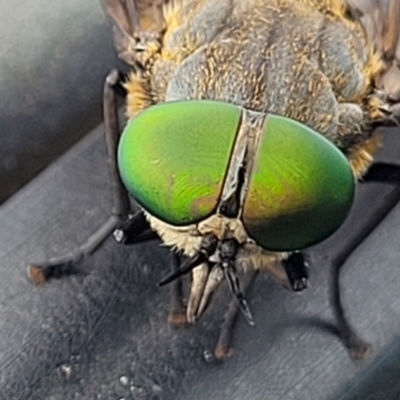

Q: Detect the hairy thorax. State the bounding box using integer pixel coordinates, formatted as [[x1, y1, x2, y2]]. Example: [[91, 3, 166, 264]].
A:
[[124, 0, 382, 270]]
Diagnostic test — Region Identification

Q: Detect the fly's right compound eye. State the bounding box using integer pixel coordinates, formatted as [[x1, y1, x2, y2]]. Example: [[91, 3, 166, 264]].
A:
[[242, 115, 355, 251]]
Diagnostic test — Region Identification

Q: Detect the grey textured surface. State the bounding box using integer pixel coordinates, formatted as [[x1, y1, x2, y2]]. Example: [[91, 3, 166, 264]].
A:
[[0, 0, 122, 204], [2, 1, 400, 398], [0, 125, 400, 399]]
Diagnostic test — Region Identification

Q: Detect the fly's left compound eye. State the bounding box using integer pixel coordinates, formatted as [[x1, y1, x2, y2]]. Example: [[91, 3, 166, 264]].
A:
[[118, 100, 241, 225], [242, 115, 355, 251]]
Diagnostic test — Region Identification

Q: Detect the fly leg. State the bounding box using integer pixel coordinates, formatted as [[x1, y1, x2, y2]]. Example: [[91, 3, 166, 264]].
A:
[[207, 238, 256, 360], [282, 252, 309, 292], [213, 250, 309, 360], [361, 162, 400, 184], [330, 161, 400, 359], [167, 252, 187, 325], [213, 269, 258, 360], [27, 69, 152, 283]]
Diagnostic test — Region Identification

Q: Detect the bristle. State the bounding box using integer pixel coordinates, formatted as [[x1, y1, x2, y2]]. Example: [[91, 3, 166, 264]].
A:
[[367, 95, 387, 119], [161, 0, 202, 62], [363, 49, 385, 86], [323, 0, 348, 19], [163, 0, 185, 33], [124, 73, 153, 117], [298, 0, 347, 20], [347, 133, 381, 177]]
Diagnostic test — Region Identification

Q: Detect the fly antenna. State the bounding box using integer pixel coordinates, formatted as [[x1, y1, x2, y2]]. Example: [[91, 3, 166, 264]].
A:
[[158, 234, 218, 286]]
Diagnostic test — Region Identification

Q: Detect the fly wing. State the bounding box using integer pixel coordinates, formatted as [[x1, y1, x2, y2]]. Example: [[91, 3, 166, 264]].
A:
[[345, 0, 400, 101], [102, 0, 167, 68]]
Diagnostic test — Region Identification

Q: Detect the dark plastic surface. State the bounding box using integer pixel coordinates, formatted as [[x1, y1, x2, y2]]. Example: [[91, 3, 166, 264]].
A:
[[1, 124, 400, 399], [2, 3, 400, 397], [0, 0, 123, 204]]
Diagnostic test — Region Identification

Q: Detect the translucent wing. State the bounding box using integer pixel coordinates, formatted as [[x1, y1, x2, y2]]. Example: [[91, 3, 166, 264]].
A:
[[102, 0, 167, 68], [345, 0, 400, 101]]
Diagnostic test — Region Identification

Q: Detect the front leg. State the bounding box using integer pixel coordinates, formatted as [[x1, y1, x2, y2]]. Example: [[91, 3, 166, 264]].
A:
[[282, 251, 309, 292], [213, 269, 258, 360], [213, 252, 308, 359], [167, 252, 187, 325], [103, 69, 131, 219], [27, 69, 152, 283]]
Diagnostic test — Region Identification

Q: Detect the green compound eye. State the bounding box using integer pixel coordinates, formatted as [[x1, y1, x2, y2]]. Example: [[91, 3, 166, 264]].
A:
[[242, 114, 355, 251], [118, 100, 241, 225]]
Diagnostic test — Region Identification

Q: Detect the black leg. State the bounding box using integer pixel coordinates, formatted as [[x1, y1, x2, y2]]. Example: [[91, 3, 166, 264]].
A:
[[213, 270, 259, 360], [330, 259, 371, 360], [219, 239, 255, 326], [103, 69, 131, 219], [113, 211, 157, 244], [329, 161, 400, 359], [27, 69, 150, 284], [167, 252, 187, 325], [28, 216, 121, 283], [282, 252, 309, 292], [360, 162, 400, 184]]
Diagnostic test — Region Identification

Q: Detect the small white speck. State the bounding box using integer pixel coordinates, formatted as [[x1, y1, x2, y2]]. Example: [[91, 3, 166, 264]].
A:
[[60, 364, 72, 379], [130, 385, 145, 394], [119, 375, 129, 387], [203, 350, 214, 363], [152, 384, 162, 393]]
